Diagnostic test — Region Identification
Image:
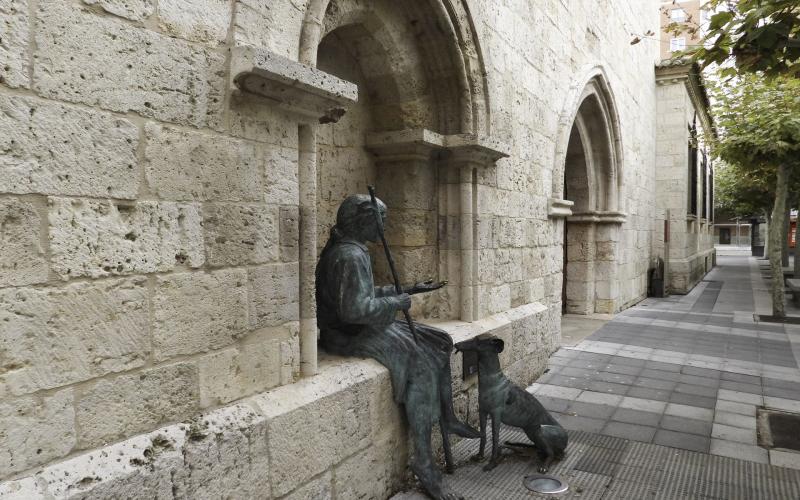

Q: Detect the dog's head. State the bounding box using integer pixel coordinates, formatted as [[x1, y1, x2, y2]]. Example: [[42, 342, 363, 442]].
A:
[[538, 425, 568, 458], [454, 336, 505, 354]]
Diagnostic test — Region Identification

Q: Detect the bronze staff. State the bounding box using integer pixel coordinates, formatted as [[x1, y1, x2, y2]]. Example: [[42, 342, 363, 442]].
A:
[[367, 185, 419, 345]]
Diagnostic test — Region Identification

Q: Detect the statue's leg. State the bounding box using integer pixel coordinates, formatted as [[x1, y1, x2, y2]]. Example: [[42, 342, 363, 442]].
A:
[[484, 411, 503, 471], [407, 390, 462, 500], [436, 346, 479, 439], [470, 410, 488, 462], [439, 414, 455, 474]]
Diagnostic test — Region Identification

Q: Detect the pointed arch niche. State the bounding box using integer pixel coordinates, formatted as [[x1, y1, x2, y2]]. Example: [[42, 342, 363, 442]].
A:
[[549, 67, 625, 315], [302, 0, 507, 325]]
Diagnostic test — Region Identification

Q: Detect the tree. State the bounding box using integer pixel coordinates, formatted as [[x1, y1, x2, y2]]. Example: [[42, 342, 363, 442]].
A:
[[667, 0, 800, 78], [708, 73, 800, 316]]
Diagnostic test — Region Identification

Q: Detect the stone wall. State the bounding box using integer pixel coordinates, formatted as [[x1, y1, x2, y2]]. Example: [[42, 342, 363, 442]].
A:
[[654, 63, 715, 294], [2, 0, 661, 496]]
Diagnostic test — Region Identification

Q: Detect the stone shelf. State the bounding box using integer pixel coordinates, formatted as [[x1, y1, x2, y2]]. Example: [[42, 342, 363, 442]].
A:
[[548, 198, 575, 218], [230, 46, 358, 122]]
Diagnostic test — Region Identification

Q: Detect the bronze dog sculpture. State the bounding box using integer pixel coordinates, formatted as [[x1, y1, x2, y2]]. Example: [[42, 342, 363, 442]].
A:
[[455, 336, 568, 473]]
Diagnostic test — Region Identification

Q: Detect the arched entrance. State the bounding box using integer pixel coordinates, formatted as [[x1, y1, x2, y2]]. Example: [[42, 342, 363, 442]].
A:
[[554, 69, 624, 315], [301, 0, 505, 322]]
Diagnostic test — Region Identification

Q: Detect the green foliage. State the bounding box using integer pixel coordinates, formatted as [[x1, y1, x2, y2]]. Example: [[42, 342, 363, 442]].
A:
[[709, 72, 800, 213], [709, 73, 800, 169], [672, 0, 800, 78]]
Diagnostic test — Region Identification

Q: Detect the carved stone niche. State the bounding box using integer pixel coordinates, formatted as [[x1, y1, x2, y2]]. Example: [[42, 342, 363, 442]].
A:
[[230, 46, 358, 123], [365, 129, 509, 322]]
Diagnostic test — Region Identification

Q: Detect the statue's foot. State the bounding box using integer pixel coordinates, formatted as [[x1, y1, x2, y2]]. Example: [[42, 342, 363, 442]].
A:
[[469, 452, 484, 463], [411, 462, 462, 500], [483, 461, 498, 472], [445, 419, 480, 439], [538, 464, 549, 473]]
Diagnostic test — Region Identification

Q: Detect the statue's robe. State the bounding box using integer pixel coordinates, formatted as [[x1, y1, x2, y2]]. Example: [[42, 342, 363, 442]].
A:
[[316, 235, 453, 418]]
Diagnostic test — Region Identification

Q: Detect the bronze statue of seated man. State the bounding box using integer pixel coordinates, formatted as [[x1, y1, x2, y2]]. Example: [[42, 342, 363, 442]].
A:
[[316, 194, 478, 500]]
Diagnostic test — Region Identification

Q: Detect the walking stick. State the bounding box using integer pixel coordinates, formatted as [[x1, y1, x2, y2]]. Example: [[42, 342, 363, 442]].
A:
[[368, 185, 419, 345]]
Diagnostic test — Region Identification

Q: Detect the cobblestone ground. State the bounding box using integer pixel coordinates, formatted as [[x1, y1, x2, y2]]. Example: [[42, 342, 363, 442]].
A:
[[395, 254, 800, 499]]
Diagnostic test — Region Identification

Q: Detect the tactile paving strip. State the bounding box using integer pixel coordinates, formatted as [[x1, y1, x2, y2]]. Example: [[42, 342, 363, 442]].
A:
[[394, 427, 800, 499]]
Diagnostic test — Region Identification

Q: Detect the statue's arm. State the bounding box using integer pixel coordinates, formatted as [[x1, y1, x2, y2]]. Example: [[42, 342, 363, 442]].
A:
[[336, 252, 399, 325]]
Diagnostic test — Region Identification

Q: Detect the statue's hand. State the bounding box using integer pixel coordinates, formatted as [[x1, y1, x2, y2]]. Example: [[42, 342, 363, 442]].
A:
[[392, 293, 412, 311], [406, 278, 448, 295]]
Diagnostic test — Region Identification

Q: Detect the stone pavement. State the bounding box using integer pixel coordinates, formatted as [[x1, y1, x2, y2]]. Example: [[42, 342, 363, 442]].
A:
[[394, 254, 800, 498]]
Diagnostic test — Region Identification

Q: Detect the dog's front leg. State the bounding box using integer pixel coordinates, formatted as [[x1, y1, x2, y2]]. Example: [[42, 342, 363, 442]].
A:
[[483, 412, 502, 471], [471, 410, 488, 462]]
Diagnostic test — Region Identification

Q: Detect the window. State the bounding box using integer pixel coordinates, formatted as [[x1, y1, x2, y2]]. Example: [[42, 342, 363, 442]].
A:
[[670, 37, 686, 52], [670, 8, 686, 22]]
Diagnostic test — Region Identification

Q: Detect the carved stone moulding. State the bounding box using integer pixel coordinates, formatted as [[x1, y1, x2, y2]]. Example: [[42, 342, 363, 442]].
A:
[[230, 46, 358, 122], [548, 198, 575, 218], [567, 211, 627, 224], [365, 128, 509, 164]]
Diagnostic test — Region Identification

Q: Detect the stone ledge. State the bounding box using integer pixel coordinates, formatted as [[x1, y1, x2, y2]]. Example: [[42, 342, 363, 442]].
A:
[[231, 46, 358, 122], [548, 198, 574, 218], [0, 302, 550, 499]]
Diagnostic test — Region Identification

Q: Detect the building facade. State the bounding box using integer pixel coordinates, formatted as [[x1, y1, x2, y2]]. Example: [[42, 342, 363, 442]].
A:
[[659, 0, 709, 60], [1, 1, 666, 498]]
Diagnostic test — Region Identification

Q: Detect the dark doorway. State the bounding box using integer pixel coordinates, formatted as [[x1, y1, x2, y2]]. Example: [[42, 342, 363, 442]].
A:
[[719, 227, 731, 244]]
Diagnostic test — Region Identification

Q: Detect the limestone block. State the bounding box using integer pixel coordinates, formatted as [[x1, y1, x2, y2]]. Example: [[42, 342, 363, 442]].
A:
[[0, 389, 75, 478], [282, 472, 333, 500], [34, 1, 225, 128], [228, 93, 299, 147], [49, 198, 204, 279], [37, 422, 187, 499], [76, 363, 199, 448], [171, 404, 270, 499], [197, 325, 297, 407], [0, 476, 45, 499], [279, 205, 300, 262], [234, 0, 306, 59], [0, 278, 148, 395], [0, 94, 139, 198], [0, 0, 29, 88], [0, 197, 48, 287], [153, 269, 249, 361], [248, 360, 380, 497], [265, 146, 299, 204], [333, 440, 404, 500], [248, 262, 300, 329], [83, 0, 155, 21], [203, 203, 279, 267], [144, 123, 264, 202], [158, 0, 231, 44], [384, 209, 437, 247]]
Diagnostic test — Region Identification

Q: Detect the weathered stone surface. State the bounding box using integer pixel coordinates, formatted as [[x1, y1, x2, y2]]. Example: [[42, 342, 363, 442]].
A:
[[158, 0, 231, 44], [203, 204, 279, 266], [0, 94, 139, 198], [248, 262, 300, 328], [197, 325, 298, 407], [333, 439, 404, 500], [172, 404, 270, 498], [49, 198, 204, 279], [0, 0, 29, 88], [279, 205, 300, 262], [0, 278, 148, 395], [282, 472, 333, 500], [144, 123, 264, 202], [0, 389, 75, 477], [0, 197, 48, 287], [265, 146, 300, 204], [76, 363, 199, 448], [34, 1, 225, 128], [38, 423, 186, 499], [233, 0, 305, 59], [249, 360, 379, 497], [83, 0, 154, 22], [153, 269, 248, 360]]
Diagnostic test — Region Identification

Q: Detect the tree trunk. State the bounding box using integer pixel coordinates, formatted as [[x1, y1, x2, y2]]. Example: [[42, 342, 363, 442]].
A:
[[783, 206, 791, 267], [770, 164, 789, 318], [794, 207, 800, 277]]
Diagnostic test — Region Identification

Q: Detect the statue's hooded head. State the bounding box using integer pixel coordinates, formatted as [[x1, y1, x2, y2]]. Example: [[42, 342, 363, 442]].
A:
[[335, 194, 387, 243]]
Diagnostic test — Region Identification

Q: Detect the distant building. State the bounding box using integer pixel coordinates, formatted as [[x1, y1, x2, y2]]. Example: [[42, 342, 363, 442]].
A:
[[660, 0, 710, 60]]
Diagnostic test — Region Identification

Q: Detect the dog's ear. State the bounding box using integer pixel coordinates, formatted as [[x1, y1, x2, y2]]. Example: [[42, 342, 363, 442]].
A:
[[492, 338, 505, 353]]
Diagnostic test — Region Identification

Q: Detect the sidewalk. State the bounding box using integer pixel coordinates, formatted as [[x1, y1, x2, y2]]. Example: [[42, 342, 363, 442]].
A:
[[395, 254, 800, 499]]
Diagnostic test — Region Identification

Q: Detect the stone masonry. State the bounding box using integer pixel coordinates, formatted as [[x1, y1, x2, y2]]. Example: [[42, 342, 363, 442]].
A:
[[1, 0, 665, 498]]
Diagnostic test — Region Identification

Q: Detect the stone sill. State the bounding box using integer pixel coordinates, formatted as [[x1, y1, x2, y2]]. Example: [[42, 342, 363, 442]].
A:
[[0, 302, 548, 499], [568, 211, 627, 224], [548, 198, 574, 218], [230, 46, 358, 121]]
